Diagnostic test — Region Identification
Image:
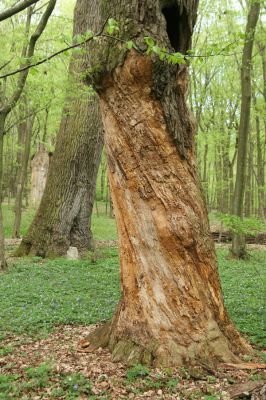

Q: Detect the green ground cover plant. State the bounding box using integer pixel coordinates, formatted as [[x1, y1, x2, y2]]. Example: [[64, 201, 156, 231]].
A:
[[0, 248, 120, 338], [0, 246, 265, 347], [3, 202, 117, 241]]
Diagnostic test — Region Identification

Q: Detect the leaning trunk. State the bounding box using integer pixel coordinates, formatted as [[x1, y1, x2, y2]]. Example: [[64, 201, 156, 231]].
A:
[[85, 0, 251, 366], [231, 1, 260, 258], [16, 2, 103, 258]]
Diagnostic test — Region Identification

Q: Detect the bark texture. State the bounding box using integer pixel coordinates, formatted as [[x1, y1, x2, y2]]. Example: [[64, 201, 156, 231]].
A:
[[84, 0, 251, 366], [16, 2, 103, 257], [16, 98, 102, 257], [231, 1, 260, 258]]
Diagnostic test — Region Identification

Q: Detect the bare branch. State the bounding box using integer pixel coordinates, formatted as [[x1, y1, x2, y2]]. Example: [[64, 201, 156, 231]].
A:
[[4, 103, 51, 135], [0, 58, 13, 72], [0, 0, 41, 22]]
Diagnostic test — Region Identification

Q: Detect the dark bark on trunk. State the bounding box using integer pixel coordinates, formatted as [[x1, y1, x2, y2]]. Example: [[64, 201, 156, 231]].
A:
[[84, 0, 251, 366], [231, 1, 260, 259], [16, 1, 103, 258], [16, 99, 103, 257]]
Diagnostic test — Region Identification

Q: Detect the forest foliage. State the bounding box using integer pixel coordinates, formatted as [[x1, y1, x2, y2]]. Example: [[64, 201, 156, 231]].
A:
[[0, 0, 265, 225]]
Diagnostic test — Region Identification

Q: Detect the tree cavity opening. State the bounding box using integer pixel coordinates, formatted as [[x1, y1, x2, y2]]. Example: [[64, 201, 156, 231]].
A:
[[162, 3, 190, 53]]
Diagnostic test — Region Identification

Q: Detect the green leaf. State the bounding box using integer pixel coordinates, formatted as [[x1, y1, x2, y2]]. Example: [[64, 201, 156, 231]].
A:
[[29, 67, 39, 76], [126, 40, 135, 50], [106, 18, 120, 35], [144, 36, 155, 47]]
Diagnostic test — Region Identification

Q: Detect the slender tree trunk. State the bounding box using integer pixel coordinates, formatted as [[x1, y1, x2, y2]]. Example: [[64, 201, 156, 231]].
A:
[[0, 113, 8, 270], [12, 113, 35, 238], [14, 113, 25, 197], [100, 155, 107, 201], [229, 148, 237, 214], [16, 1, 103, 258], [231, 1, 260, 258], [253, 93, 265, 219], [244, 137, 253, 217], [85, 0, 251, 366], [202, 142, 208, 204], [215, 144, 223, 212]]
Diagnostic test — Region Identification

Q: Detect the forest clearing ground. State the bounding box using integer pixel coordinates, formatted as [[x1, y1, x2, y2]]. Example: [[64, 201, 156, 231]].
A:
[[1, 206, 266, 398], [0, 325, 265, 400], [0, 246, 265, 399]]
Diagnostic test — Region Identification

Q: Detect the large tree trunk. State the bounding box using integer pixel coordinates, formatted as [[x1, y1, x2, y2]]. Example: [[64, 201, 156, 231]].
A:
[[16, 98, 102, 257], [85, 0, 251, 366], [231, 1, 260, 258], [15, 2, 103, 258]]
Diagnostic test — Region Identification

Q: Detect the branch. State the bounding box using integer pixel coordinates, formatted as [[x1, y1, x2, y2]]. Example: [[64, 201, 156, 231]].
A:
[[3, 0, 56, 113], [0, 0, 41, 22], [0, 28, 244, 81], [0, 17, 109, 80], [4, 103, 50, 135], [0, 58, 13, 72]]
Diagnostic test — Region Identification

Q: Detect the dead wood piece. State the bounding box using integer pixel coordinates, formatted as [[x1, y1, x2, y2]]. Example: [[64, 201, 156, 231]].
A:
[[228, 380, 265, 398], [221, 363, 266, 370]]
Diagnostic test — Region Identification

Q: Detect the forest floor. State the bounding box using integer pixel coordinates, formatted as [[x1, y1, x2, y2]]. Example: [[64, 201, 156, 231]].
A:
[[0, 324, 265, 400], [1, 206, 266, 399], [0, 246, 266, 399]]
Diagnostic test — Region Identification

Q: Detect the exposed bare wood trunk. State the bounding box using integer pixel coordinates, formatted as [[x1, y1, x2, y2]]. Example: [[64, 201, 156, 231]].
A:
[[231, 1, 260, 259], [30, 147, 51, 207], [85, 0, 251, 366]]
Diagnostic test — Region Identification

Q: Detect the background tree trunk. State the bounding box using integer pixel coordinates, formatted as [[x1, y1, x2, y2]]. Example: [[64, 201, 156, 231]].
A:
[[16, 0, 103, 258], [0, 113, 8, 270], [85, 0, 251, 366], [12, 105, 35, 238], [0, 0, 56, 266], [231, 1, 260, 258], [253, 91, 265, 219]]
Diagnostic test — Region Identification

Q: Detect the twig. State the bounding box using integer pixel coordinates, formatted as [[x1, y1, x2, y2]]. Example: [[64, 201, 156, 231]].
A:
[[0, 17, 110, 79]]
